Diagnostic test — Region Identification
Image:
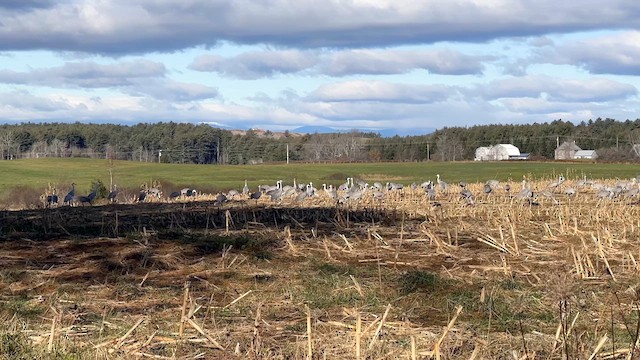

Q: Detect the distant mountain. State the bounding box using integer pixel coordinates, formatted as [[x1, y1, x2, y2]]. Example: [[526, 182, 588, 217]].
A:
[[292, 126, 435, 137], [377, 128, 435, 137], [292, 126, 341, 134]]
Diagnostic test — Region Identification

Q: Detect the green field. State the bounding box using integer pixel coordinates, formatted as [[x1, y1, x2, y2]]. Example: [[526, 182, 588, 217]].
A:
[[0, 158, 638, 196]]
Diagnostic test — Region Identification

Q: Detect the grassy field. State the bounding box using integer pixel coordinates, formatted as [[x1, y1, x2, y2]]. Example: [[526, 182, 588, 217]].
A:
[[0, 157, 638, 199]]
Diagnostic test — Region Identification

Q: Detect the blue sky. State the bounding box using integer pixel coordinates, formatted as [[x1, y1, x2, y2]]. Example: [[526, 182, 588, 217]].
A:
[[0, 1, 639, 135]]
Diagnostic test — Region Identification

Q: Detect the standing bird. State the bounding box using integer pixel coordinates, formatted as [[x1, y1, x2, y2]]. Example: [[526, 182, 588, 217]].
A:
[[548, 175, 566, 191], [108, 185, 119, 203], [515, 180, 533, 200], [242, 180, 250, 195], [267, 186, 283, 202], [426, 187, 437, 201], [483, 183, 493, 195], [338, 178, 351, 192], [46, 193, 59, 207], [436, 174, 448, 192], [87, 186, 97, 204], [250, 188, 262, 204], [137, 190, 147, 202], [63, 183, 76, 205]]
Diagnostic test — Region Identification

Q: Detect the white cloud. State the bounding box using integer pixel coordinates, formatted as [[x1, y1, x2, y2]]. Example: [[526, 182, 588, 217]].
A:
[[190, 50, 318, 79], [550, 31, 640, 75], [309, 80, 457, 103], [479, 75, 637, 103]]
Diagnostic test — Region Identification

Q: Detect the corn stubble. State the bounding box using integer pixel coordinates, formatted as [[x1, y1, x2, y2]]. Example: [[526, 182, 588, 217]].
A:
[[1, 176, 640, 359]]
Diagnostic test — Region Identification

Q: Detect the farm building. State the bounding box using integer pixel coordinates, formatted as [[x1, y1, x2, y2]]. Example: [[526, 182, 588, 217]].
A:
[[555, 141, 581, 160], [487, 144, 521, 161], [475, 144, 523, 161], [574, 150, 598, 159], [474, 146, 492, 161]]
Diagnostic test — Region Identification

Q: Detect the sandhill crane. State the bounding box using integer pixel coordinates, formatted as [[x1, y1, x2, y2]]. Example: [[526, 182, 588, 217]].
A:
[[63, 183, 76, 205], [323, 184, 338, 200], [295, 188, 309, 202], [77, 194, 94, 206], [47, 194, 59, 206], [548, 175, 565, 190], [215, 193, 228, 205], [577, 175, 592, 187], [460, 188, 475, 206], [345, 186, 365, 202], [283, 186, 297, 198], [87, 186, 98, 204], [250, 188, 262, 203], [267, 186, 283, 202], [596, 188, 614, 199], [355, 179, 368, 189], [486, 179, 500, 189], [516, 180, 533, 200], [436, 174, 447, 192], [108, 185, 119, 203], [148, 188, 161, 199], [420, 181, 432, 189], [242, 180, 250, 195], [338, 178, 352, 191], [426, 187, 436, 201], [539, 190, 559, 205]]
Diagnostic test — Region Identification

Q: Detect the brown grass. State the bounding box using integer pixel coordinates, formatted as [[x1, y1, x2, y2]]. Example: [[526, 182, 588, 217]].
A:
[[1, 178, 640, 358]]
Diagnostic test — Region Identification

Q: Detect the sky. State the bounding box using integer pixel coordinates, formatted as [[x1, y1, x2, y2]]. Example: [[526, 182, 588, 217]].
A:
[[0, 1, 639, 136]]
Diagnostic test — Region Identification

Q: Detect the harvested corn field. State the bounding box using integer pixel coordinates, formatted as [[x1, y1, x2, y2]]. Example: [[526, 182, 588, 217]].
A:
[[1, 177, 640, 359]]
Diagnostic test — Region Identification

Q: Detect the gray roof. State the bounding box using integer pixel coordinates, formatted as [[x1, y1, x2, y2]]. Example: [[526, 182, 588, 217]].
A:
[[556, 141, 581, 151], [575, 150, 596, 156]]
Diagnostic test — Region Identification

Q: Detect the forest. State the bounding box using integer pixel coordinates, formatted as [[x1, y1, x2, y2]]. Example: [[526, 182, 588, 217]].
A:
[[0, 118, 639, 164]]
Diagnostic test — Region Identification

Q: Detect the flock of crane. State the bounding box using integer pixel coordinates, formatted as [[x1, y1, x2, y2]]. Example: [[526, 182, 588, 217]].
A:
[[40, 172, 640, 209]]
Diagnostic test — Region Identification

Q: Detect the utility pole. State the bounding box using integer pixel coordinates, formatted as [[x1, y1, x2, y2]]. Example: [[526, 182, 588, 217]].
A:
[[158, 149, 162, 163], [616, 135, 619, 151], [286, 143, 289, 164], [426, 142, 430, 161], [556, 136, 559, 148]]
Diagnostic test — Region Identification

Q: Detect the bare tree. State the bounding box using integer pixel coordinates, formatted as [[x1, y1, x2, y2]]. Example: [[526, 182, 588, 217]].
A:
[[0, 131, 15, 160], [628, 129, 640, 158], [304, 134, 326, 161], [434, 133, 465, 161]]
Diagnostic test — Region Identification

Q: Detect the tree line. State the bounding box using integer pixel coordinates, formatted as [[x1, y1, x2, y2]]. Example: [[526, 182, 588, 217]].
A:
[[0, 118, 639, 163]]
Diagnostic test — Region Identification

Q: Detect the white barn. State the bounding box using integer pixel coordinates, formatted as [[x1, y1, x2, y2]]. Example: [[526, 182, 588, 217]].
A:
[[474, 146, 492, 161], [574, 150, 598, 159], [487, 144, 521, 161], [474, 144, 522, 161]]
